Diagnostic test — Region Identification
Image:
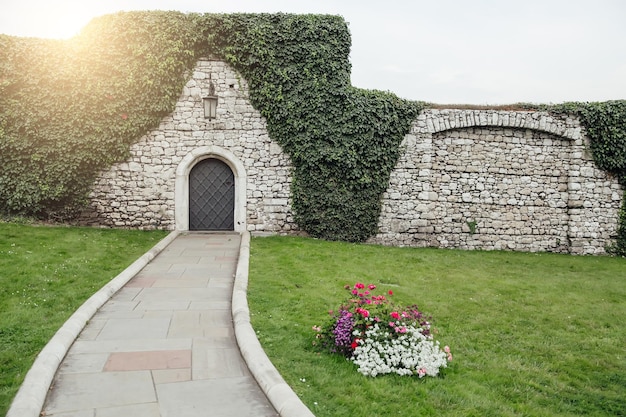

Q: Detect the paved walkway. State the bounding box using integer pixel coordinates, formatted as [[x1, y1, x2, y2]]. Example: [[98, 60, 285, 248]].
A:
[[38, 232, 280, 417]]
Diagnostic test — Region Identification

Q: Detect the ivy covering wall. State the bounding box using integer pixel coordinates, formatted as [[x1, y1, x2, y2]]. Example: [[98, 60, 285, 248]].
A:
[[531, 101, 626, 255], [0, 12, 203, 218], [0, 11, 624, 251], [202, 14, 422, 241]]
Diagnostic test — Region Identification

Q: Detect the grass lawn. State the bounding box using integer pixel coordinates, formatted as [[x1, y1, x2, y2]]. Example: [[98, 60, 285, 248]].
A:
[[0, 222, 169, 416], [248, 236, 626, 417]]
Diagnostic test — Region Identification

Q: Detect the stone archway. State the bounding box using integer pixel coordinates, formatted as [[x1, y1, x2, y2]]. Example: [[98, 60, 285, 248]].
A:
[[175, 146, 247, 232]]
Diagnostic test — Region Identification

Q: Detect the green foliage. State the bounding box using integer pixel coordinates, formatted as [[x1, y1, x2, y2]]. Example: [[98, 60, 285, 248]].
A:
[[1, 11, 623, 245], [547, 100, 626, 184], [249, 236, 626, 416], [546, 101, 626, 255], [578, 101, 626, 256], [0, 11, 203, 219], [1, 11, 421, 242], [0, 223, 168, 415], [202, 14, 423, 241]]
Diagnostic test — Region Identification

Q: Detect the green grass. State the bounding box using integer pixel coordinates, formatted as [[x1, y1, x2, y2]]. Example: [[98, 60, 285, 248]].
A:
[[0, 222, 168, 416], [248, 236, 626, 417]]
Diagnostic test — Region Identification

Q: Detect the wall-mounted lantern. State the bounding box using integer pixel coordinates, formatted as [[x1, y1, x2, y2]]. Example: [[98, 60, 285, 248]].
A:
[[203, 79, 218, 119]]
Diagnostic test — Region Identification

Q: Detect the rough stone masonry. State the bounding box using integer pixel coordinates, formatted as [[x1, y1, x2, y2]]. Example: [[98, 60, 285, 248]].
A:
[[82, 60, 623, 255], [370, 109, 622, 254]]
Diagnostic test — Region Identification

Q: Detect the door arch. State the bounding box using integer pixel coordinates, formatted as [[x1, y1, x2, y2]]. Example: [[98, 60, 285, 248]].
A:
[[175, 146, 247, 232], [188, 158, 235, 230]]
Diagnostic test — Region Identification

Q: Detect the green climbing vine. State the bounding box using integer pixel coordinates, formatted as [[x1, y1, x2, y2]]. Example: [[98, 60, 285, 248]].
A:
[[201, 13, 423, 241], [0, 11, 624, 249], [538, 101, 626, 255], [0, 11, 422, 241], [579, 101, 626, 256], [0, 11, 204, 219]]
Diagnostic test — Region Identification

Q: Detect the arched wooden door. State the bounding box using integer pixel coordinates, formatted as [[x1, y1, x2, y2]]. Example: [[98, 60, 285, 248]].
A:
[[188, 158, 235, 230]]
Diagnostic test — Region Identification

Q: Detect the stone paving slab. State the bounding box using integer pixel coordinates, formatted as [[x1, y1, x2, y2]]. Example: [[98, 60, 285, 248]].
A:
[[156, 377, 277, 417], [45, 371, 156, 413], [104, 349, 191, 372]]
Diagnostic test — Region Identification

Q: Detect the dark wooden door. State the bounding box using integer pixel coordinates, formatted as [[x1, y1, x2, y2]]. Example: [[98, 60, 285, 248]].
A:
[[189, 158, 235, 230]]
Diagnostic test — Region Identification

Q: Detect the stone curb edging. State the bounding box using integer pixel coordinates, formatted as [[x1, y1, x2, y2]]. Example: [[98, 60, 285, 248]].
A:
[[232, 231, 316, 417], [6, 230, 181, 417]]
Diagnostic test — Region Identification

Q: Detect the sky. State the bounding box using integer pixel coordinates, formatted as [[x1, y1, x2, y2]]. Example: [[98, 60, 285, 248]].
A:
[[1, 0, 625, 105]]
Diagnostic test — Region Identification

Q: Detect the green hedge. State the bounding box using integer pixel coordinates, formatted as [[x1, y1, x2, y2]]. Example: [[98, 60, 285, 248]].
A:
[[0, 11, 624, 250]]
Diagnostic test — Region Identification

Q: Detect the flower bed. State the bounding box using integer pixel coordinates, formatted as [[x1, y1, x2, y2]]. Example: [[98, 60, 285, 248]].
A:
[[314, 283, 451, 377]]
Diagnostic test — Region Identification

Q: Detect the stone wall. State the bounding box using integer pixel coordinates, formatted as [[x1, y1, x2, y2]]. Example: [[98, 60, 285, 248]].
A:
[[369, 109, 623, 254], [83, 60, 623, 254], [81, 59, 297, 234]]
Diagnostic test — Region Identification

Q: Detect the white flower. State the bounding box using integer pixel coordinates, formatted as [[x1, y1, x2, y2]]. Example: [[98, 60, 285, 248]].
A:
[[351, 323, 448, 377]]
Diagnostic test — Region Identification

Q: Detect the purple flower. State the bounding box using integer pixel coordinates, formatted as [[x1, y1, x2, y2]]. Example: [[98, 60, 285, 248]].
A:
[[332, 309, 355, 355]]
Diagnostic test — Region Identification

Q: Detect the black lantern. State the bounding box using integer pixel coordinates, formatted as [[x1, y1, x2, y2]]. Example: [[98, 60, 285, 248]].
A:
[[203, 79, 218, 119]]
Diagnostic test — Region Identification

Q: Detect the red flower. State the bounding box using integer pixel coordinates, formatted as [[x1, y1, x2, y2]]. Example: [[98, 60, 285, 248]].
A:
[[355, 282, 365, 290], [351, 338, 360, 349], [390, 311, 400, 319], [388, 290, 393, 296]]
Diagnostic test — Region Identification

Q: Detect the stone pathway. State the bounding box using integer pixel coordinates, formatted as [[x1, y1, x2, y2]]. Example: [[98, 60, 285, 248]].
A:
[[42, 232, 278, 417]]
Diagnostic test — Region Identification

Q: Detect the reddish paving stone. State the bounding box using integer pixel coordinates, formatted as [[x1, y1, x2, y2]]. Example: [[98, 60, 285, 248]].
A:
[[104, 349, 191, 372]]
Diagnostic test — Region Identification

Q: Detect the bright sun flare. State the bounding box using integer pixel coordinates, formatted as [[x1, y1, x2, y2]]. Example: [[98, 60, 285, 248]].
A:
[[8, 2, 103, 39]]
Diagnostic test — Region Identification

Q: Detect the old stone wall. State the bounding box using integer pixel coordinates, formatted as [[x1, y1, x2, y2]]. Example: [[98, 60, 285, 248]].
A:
[[81, 59, 297, 233], [83, 60, 622, 254], [369, 109, 623, 254]]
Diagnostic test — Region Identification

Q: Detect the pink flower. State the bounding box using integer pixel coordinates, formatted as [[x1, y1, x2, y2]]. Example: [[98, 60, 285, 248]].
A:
[[418, 368, 427, 377], [368, 284, 376, 290], [355, 282, 365, 290], [444, 346, 450, 353], [352, 289, 358, 295], [389, 322, 395, 327], [390, 311, 400, 319]]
